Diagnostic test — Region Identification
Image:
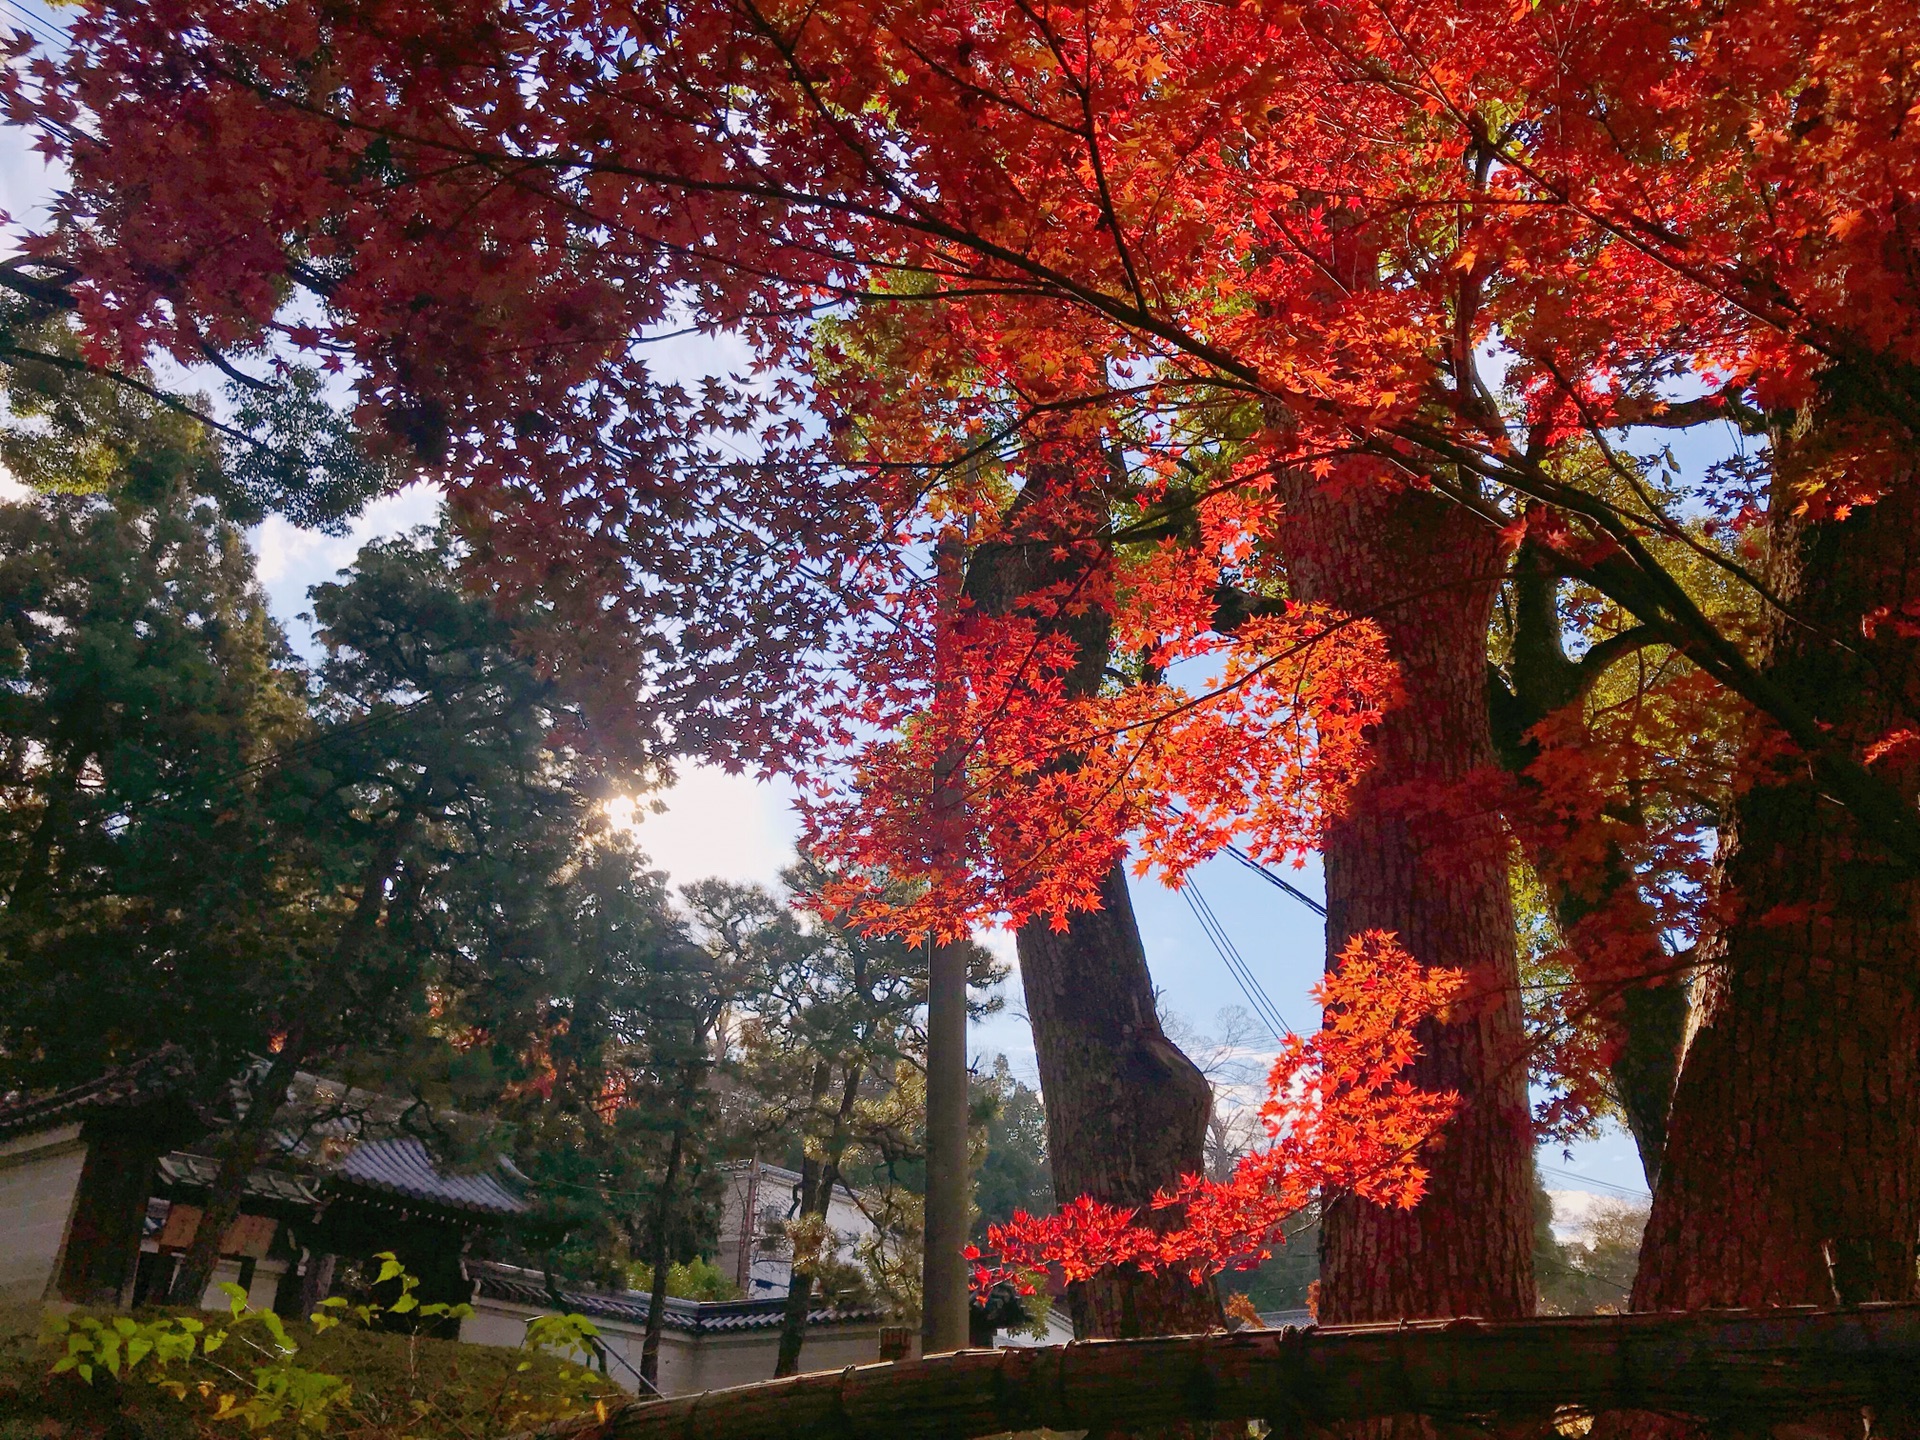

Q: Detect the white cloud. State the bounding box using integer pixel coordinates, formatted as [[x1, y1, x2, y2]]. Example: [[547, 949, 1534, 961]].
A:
[[252, 483, 443, 654]]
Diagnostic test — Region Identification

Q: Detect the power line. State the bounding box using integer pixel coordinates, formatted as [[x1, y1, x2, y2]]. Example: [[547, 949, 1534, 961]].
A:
[[1157, 802, 1327, 919], [1220, 839, 1326, 917], [1182, 879, 1294, 1040], [0, 0, 65, 49], [1540, 1164, 1650, 1202]]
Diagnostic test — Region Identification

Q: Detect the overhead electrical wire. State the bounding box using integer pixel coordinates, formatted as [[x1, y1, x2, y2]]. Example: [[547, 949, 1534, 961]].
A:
[[0, 0, 65, 50], [1539, 1164, 1651, 1202], [1220, 839, 1326, 917], [1182, 879, 1294, 1040], [1159, 802, 1327, 919]]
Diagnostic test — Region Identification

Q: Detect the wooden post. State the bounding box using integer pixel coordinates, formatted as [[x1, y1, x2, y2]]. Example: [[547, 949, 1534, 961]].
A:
[[53, 1120, 166, 1306], [921, 529, 971, 1357], [878, 1326, 914, 1362], [587, 1305, 1920, 1440]]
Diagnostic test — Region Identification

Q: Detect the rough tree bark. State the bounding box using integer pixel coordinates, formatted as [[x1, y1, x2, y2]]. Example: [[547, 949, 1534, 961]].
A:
[[1018, 868, 1223, 1339], [1277, 476, 1535, 1323], [1632, 462, 1920, 1312], [970, 471, 1220, 1340]]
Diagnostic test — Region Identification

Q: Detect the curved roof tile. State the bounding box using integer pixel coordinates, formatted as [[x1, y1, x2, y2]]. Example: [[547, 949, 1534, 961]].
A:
[[0, 1047, 194, 1139], [468, 1264, 884, 1334], [336, 1137, 527, 1217]]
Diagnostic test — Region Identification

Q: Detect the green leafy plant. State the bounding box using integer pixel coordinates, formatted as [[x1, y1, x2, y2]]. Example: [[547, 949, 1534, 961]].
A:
[[310, 1252, 475, 1333], [44, 1282, 349, 1432], [625, 1257, 740, 1303], [37, 1253, 615, 1437]]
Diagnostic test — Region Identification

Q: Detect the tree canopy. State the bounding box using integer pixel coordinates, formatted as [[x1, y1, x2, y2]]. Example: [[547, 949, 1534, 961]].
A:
[[4, 0, 1917, 1328]]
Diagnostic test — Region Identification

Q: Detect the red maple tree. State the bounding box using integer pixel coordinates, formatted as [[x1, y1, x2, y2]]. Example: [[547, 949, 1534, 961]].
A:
[[970, 930, 1464, 1295], [6, 0, 1918, 1318]]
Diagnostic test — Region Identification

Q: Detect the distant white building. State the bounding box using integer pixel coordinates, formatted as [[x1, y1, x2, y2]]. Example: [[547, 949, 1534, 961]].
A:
[[712, 1158, 876, 1300]]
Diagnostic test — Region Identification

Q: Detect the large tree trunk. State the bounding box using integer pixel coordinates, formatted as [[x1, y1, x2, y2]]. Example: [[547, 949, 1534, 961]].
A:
[[1278, 477, 1535, 1323], [968, 466, 1220, 1340], [1018, 866, 1222, 1339], [1632, 469, 1920, 1311]]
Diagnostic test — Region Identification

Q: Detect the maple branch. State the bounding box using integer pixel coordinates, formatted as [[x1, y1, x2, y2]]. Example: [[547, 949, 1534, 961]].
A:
[[196, 340, 274, 393], [0, 256, 77, 312], [1576, 625, 1659, 689], [1386, 433, 1920, 871], [1614, 386, 1769, 437], [1529, 353, 1805, 628], [0, 340, 269, 451], [184, 63, 1295, 411]]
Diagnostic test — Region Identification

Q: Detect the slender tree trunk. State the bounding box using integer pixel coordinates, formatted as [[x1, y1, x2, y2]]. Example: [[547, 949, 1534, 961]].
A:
[[774, 1063, 831, 1380], [1018, 869, 1223, 1338], [1632, 467, 1920, 1311], [167, 825, 408, 1307], [776, 1065, 862, 1377], [923, 532, 973, 1356], [773, 1245, 818, 1376], [968, 468, 1220, 1340], [643, 1017, 722, 1388], [1488, 541, 1688, 1188], [921, 931, 972, 1353], [640, 1119, 687, 1388], [1277, 476, 1534, 1323], [165, 1033, 305, 1305]]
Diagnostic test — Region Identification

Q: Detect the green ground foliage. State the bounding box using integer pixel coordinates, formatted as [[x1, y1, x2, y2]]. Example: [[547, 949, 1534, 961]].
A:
[[0, 1288, 622, 1440]]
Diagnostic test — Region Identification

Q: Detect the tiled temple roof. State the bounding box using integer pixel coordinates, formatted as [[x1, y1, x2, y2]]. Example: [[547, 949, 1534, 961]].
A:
[[469, 1263, 885, 1334], [337, 1137, 526, 1217], [0, 1046, 194, 1138]]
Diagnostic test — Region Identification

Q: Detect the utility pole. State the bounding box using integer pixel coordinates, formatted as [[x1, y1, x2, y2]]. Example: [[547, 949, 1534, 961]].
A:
[[921, 528, 971, 1356]]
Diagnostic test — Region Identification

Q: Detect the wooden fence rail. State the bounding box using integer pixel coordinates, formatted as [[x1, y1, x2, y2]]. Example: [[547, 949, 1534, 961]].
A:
[[576, 1304, 1920, 1440]]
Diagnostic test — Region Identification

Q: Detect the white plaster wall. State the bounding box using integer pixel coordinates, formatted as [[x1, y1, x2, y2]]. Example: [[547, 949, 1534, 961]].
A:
[[684, 1325, 884, 1394], [191, 1258, 287, 1314], [460, 1300, 534, 1351], [999, 1307, 1075, 1347], [0, 1125, 86, 1304], [715, 1161, 879, 1302], [460, 1299, 698, 1396], [462, 1297, 880, 1397]]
